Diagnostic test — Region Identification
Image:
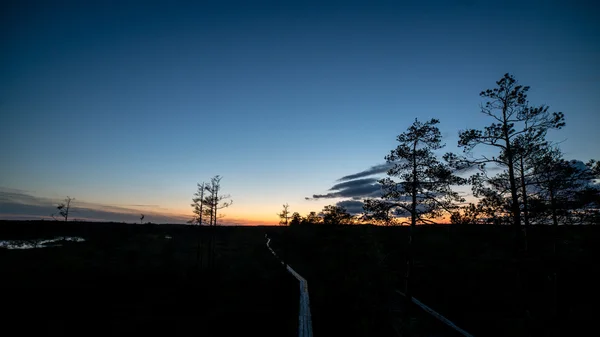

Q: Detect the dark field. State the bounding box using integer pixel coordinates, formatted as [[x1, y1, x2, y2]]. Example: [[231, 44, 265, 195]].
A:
[[1, 221, 297, 337], [2, 221, 600, 337], [269, 224, 600, 337]]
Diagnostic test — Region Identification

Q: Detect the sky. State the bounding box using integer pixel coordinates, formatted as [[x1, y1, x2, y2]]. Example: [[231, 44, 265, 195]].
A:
[[1, 0, 599, 224]]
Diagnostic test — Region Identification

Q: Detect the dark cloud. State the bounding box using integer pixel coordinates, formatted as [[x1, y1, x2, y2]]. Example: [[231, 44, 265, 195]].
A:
[[311, 182, 382, 199], [335, 200, 365, 215], [308, 164, 391, 200], [329, 178, 378, 191], [0, 188, 189, 223], [0, 188, 47, 206], [337, 163, 394, 181], [309, 161, 441, 216]]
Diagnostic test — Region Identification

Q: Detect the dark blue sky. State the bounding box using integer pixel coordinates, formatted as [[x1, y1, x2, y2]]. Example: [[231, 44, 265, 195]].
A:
[[1, 0, 599, 223]]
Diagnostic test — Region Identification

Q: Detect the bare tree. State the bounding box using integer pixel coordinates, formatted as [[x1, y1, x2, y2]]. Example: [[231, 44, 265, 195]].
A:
[[140, 214, 145, 224], [52, 196, 74, 222]]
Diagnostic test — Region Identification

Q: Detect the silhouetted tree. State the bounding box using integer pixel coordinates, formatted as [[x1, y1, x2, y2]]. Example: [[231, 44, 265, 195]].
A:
[[189, 182, 207, 269], [528, 149, 599, 226], [190, 182, 207, 226], [512, 132, 548, 228], [363, 199, 399, 226], [453, 73, 565, 237], [449, 74, 566, 327], [365, 118, 465, 225], [319, 204, 352, 224], [53, 196, 74, 222], [140, 214, 144, 224], [202, 176, 232, 269], [524, 149, 598, 319], [289, 212, 302, 226], [203, 176, 233, 227], [450, 203, 487, 225], [277, 203, 291, 226], [572, 184, 600, 223], [365, 118, 465, 305], [302, 211, 322, 225]]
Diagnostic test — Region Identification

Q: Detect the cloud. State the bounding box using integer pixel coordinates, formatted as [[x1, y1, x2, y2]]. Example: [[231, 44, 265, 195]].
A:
[[0, 188, 260, 225], [0, 188, 189, 224], [311, 181, 382, 200], [335, 200, 365, 215], [308, 164, 393, 200], [329, 178, 379, 191], [0, 188, 48, 207], [308, 161, 436, 217], [337, 163, 394, 181]]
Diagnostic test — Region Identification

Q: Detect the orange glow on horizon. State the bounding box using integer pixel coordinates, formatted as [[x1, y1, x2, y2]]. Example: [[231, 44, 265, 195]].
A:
[[146, 204, 456, 226]]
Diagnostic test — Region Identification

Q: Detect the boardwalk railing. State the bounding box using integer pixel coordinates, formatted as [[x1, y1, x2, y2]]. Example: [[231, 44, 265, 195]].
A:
[[266, 235, 313, 337], [396, 289, 474, 337]]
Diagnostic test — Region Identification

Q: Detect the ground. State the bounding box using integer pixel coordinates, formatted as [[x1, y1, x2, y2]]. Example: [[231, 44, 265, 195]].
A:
[[2, 221, 599, 336], [269, 224, 600, 337], [1, 221, 297, 337]]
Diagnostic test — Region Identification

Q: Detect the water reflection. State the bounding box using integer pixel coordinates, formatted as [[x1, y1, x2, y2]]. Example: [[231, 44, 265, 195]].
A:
[[0, 237, 85, 249]]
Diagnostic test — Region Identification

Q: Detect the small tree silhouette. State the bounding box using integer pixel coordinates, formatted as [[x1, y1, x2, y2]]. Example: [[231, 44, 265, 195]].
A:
[[52, 196, 74, 222], [199, 176, 233, 269], [277, 203, 291, 226]]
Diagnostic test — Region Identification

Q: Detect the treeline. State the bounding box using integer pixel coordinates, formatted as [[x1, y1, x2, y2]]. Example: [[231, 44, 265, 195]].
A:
[[278, 204, 359, 226], [271, 73, 599, 334], [282, 73, 600, 228]]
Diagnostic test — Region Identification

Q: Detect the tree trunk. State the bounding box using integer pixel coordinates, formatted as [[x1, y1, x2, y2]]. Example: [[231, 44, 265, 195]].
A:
[[406, 141, 418, 314], [196, 185, 205, 270], [501, 103, 522, 247], [549, 187, 560, 320], [507, 147, 521, 233], [519, 157, 529, 253], [207, 188, 215, 271], [550, 187, 559, 229], [210, 183, 219, 269], [65, 198, 70, 222], [501, 98, 527, 332]]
